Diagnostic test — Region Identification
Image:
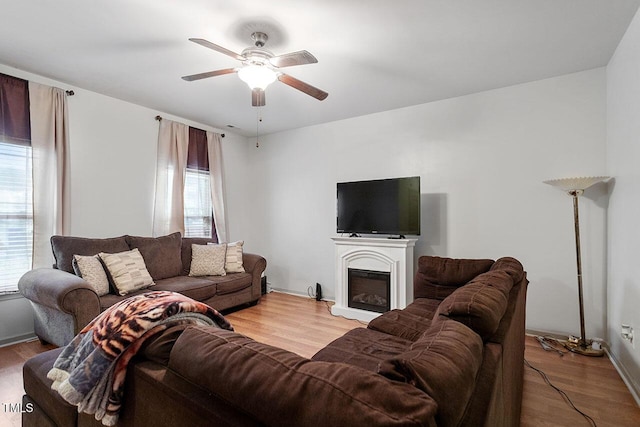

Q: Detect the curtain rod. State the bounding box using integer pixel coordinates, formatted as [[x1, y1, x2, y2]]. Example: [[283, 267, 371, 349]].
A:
[[155, 115, 224, 137], [66, 90, 74, 96]]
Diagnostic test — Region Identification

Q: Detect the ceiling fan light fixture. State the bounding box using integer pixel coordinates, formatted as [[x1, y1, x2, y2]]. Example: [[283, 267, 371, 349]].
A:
[[237, 65, 277, 90]]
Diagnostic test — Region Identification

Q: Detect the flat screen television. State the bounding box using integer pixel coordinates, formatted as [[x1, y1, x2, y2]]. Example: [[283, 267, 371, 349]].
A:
[[337, 176, 420, 237]]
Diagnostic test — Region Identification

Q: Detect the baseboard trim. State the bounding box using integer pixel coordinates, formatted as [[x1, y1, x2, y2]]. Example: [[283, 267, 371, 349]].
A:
[[605, 347, 640, 406], [0, 332, 37, 348], [269, 288, 335, 302]]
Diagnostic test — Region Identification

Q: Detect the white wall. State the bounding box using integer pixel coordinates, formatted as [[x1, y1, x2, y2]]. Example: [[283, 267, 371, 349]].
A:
[[0, 63, 254, 344], [0, 63, 610, 350], [606, 8, 640, 399], [249, 69, 608, 338]]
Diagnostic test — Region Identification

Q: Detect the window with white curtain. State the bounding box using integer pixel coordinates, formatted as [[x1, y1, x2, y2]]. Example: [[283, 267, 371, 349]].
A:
[[183, 168, 213, 238], [0, 141, 33, 294]]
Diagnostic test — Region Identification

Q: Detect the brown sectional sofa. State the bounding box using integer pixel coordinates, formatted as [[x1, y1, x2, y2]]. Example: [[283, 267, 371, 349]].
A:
[[18, 232, 267, 347], [22, 255, 528, 427]]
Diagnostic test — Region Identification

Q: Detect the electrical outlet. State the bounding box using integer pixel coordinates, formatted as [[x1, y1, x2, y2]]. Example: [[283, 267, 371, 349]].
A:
[[621, 324, 634, 347]]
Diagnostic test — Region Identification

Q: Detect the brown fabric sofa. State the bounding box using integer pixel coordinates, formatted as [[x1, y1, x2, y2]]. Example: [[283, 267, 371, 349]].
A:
[[18, 232, 267, 347], [22, 255, 528, 427]]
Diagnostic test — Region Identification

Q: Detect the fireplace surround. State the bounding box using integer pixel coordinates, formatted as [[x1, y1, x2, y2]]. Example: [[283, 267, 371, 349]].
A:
[[332, 237, 417, 321]]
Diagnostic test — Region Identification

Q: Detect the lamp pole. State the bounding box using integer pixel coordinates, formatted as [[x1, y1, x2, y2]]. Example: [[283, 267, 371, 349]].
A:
[[543, 176, 609, 357], [570, 189, 587, 348]]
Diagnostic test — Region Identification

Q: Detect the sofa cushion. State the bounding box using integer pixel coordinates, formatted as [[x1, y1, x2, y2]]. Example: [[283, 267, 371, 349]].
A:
[[99, 248, 155, 296], [50, 235, 129, 273], [152, 276, 218, 302], [126, 232, 183, 280], [490, 256, 525, 284], [181, 237, 217, 275], [189, 243, 227, 277], [169, 326, 438, 427], [404, 298, 442, 319], [379, 318, 483, 427], [435, 270, 513, 340], [414, 256, 494, 300], [312, 327, 412, 372], [211, 272, 253, 295], [139, 324, 193, 365], [23, 348, 78, 427], [368, 309, 433, 341]]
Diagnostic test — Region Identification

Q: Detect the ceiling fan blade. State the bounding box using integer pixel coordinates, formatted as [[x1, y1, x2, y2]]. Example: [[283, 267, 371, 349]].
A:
[[278, 74, 328, 101], [252, 88, 266, 107], [189, 38, 245, 61], [181, 68, 237, 82], [269, 50, 318, 68]]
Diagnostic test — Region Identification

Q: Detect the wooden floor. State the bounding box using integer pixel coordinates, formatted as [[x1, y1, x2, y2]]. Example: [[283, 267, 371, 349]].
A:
[[1, 292, 639, 426]]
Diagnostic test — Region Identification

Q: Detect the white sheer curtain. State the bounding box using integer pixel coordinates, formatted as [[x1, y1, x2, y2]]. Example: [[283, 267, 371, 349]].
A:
[[28, 82, 70, 268], [152, 119, 189, 237], [206, 131, 227, 242]]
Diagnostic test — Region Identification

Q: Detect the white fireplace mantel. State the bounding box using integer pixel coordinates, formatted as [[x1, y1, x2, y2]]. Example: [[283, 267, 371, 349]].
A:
[[331, 236, 417, 322]]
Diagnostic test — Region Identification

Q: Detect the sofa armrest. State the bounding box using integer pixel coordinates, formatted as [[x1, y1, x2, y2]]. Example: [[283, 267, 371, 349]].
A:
[[169, 326, 437, 427], [242, 252, 266, 275], [18, 268, 101, 322], [242, 252, 267, 301]]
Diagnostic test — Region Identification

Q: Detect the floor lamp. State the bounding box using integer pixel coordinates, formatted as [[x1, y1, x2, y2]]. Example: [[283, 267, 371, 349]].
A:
[[543, 176, 609, 357]]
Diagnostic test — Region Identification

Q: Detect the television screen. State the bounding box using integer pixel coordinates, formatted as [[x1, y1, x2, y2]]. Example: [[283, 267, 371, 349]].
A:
[[337, 176, 420, 236]]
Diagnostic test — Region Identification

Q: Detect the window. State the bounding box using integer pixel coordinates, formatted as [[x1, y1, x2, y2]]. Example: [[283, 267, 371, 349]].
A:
[[0, 142, 33, 294], [183, 168, 213, 238]]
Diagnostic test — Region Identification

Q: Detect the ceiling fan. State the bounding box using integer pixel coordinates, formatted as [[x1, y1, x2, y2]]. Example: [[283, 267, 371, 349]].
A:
[[182, 32, 328, 107]]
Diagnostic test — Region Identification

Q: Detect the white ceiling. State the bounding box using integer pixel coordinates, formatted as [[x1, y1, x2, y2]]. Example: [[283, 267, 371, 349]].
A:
[[0, 0, 638, 136]]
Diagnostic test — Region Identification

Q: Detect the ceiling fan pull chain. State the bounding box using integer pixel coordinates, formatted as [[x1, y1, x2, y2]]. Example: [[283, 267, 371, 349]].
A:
[[256, 108, 261, 148]]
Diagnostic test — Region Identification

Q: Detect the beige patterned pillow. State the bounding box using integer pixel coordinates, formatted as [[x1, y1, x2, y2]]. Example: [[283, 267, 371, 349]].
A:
[[190, 244, 227, 277], [72, 254, 110, 296], [223, 241, 245, 273], [99, 248, 155, 296]]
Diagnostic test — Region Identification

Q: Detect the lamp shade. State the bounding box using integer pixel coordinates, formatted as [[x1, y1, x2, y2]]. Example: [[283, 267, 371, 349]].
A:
[[237, 65, 277, 90], [543, 176, 609, 192]]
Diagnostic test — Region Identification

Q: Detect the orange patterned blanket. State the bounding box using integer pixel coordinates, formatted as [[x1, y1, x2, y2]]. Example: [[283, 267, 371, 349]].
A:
[[47, 290, 232, 426]]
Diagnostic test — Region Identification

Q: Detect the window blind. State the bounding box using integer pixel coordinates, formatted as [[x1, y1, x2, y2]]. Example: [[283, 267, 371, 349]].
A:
[[0, 142, 33, 294], [183, 168, 213, 238]]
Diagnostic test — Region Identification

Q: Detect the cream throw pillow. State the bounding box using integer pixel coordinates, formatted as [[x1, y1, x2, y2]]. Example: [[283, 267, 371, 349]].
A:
[[99, 248, 155, 296], [72, 254, 110, 296], [190, 244, 227, 277], [224, 241, 245, 273]]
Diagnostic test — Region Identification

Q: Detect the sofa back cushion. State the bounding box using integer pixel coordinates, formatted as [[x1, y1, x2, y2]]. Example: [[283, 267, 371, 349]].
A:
[[367, 309, 432, 342], [379, 318, 483, 427], [126, 232, 183, 280], [169, 326, 438, 427], [490, 256, 525, 284], [414, 256, 494, 300], [435, 270, 513, 341], [50, 235, 129, 273]]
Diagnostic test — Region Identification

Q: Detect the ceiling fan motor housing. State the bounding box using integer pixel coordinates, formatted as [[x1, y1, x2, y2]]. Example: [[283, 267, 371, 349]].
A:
[[241, 47, 274, 66], [251, 31, 269, 47]]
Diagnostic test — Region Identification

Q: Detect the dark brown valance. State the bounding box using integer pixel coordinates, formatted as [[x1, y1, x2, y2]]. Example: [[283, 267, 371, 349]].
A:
[[0, 73, 31, 145], [187, 126, 209, 171]]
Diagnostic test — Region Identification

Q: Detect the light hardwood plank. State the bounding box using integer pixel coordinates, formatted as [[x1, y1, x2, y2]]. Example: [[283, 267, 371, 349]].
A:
[[1, 292, 638, 427], [521, 335, 640, 426]]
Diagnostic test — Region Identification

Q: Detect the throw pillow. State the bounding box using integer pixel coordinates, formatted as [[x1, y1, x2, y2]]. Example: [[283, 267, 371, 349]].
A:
[[223, 240, 245, 273], [72, 254, 110, 296], [189, 244, 227, 277], [99, 248, 155, 296]]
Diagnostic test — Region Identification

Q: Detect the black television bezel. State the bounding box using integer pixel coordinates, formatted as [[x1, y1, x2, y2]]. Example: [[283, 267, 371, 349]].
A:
[[336, 176, 421, 237]]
